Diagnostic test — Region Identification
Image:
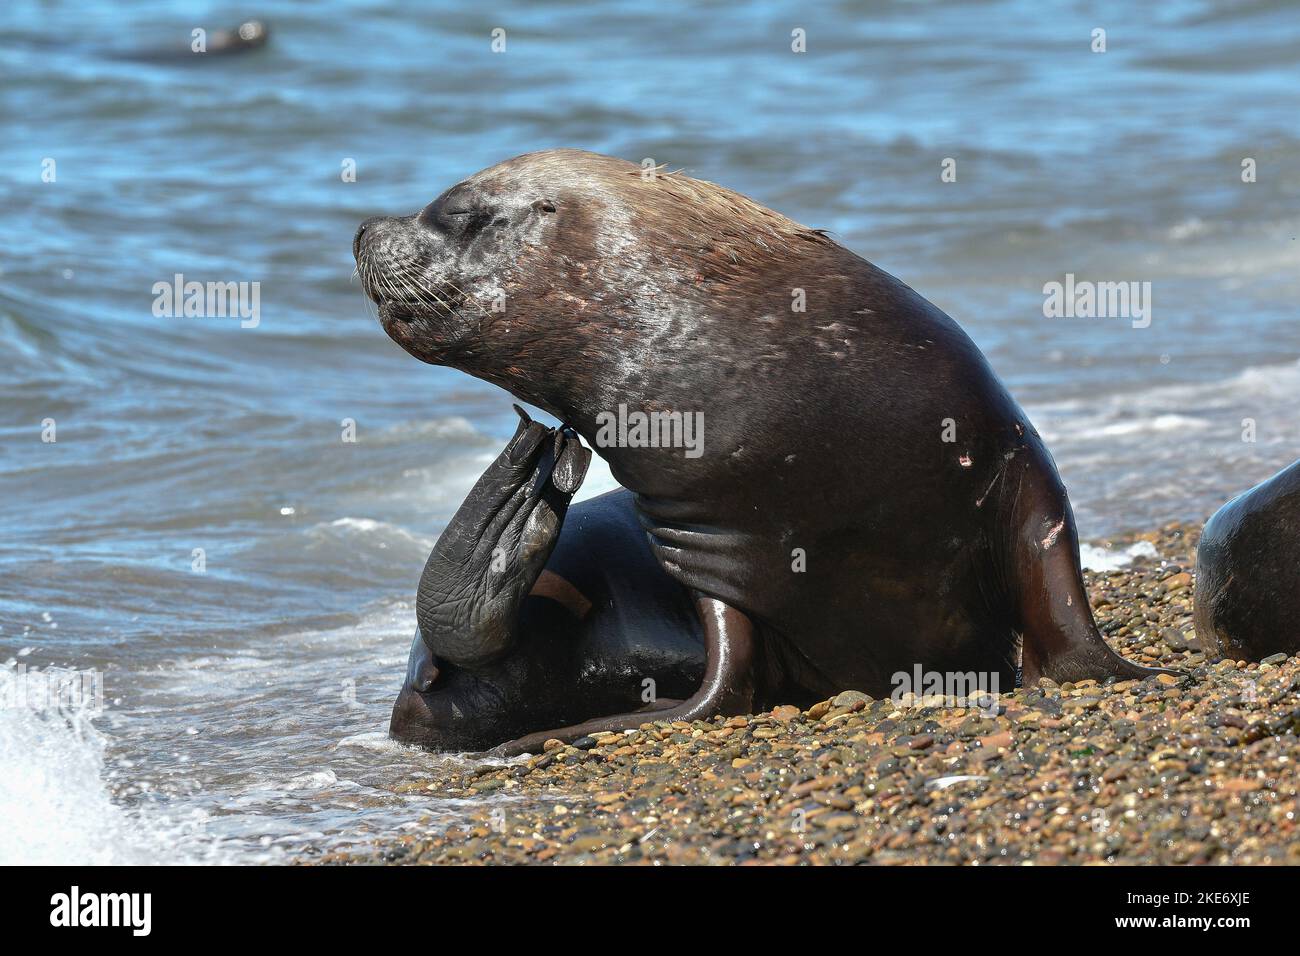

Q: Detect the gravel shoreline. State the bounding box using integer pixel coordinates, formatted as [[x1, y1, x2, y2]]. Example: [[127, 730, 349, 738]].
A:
[[321, 521, 1300, 865]]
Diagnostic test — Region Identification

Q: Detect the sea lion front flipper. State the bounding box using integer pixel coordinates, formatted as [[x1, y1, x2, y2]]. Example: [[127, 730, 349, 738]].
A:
[[1009, 455, 1176, 685], [494, 594, 755, 757], [415, 418, 590, 670]]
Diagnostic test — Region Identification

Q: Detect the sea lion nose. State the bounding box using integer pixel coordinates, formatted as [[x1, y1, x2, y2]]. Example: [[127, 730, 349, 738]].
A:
[[353, 216, 387, 261], [412, 659, 440, 693], [405, 629, 443, 693]]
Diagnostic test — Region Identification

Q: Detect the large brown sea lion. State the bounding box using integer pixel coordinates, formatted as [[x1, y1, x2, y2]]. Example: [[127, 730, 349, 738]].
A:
[[355, 149, 1167, 754]]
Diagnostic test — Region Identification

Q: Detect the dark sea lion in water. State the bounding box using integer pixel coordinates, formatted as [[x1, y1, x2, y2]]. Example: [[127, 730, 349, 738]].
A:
[[356, 148, 1167, 754], [113, 20, 269, 63], [201, 19, 269, 55], [1194, 459, 1300, 661]]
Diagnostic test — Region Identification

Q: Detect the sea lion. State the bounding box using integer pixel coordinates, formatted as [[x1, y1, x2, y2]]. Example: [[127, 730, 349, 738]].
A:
[[1194, 459, 1300, 661], [114, 20, 269, 63], [356, 148, 1167, 755]]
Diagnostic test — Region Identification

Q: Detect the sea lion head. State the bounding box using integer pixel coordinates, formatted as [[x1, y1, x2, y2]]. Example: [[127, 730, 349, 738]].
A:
[[230, 20, 269, 48], [388, 629, 526, 752], [353, 148, 836, 421]]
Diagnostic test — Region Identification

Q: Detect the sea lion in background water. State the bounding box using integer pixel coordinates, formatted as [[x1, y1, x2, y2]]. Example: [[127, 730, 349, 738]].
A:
[[114, 20, 269, 63], [1195, 459, 1300, 661], [355, 148, 1168, 755]]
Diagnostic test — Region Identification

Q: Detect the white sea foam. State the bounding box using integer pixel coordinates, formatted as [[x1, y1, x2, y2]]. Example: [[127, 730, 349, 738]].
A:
[[326, 517, 435, 550], [1035, 358, 1300, 444], [1079, 540, 1159, 572], [1089, 414, 1211, 438], [281, 769, 339, 791], [0, 662, 213, 865]]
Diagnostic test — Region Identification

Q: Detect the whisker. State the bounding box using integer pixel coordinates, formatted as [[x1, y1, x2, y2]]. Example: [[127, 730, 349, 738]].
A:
[[359, 250, 492, 323]]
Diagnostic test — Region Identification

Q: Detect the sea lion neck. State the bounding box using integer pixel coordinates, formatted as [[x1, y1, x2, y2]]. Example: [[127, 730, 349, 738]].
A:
[[449, 302, 711, 432]]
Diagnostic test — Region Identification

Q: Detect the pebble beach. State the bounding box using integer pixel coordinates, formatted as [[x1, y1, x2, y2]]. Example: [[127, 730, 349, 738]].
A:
[[320, 521, 1300, 866]]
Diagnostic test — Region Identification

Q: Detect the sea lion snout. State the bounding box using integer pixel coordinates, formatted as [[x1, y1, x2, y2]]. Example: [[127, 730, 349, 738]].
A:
[[353, 213, 468, 350], [352, 215, 386, 264], [353, 215, 424, 286], [389, 631, 523, 752]]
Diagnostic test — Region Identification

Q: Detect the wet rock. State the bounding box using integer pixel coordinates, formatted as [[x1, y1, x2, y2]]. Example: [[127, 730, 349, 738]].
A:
[[831, 690, 871, 709]]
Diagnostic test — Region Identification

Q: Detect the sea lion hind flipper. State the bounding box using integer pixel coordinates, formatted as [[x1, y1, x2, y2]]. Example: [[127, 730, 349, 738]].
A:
[[493, 594, 755, 757], [1010, 458, 1176, 686]]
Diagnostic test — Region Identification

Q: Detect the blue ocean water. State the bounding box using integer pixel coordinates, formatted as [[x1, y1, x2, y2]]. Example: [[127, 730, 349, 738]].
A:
[[1, 0, 1297, 862]]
